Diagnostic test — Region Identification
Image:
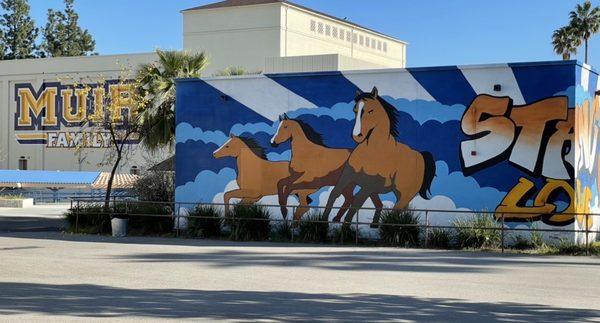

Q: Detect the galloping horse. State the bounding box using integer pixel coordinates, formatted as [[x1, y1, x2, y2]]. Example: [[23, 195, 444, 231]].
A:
[[213, 135, 315, 217], [270, 115, 384, 223], [323, 87, 436, 224]]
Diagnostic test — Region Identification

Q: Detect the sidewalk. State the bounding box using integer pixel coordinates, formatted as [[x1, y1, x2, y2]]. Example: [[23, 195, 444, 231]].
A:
[[1, 231, 599, 322]]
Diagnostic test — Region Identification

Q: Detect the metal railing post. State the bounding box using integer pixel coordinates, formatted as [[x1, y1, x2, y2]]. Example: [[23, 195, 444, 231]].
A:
[[501, 213, 505, 254], [291, 205, 296, 243], [75, 199, 80, 234], [586, 214, 590, 256], [355, 209, 359, 246], [176, 203, 180, 238], [425, 210, 429, 249]]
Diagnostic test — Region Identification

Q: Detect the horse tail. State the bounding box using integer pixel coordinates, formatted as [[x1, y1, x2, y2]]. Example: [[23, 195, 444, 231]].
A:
[[419, 151, 436, 200]]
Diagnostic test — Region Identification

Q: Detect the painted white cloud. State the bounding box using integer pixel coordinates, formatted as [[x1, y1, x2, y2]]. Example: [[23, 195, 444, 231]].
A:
[[175, 168, 236, 204], [176, 123, 229, 145]]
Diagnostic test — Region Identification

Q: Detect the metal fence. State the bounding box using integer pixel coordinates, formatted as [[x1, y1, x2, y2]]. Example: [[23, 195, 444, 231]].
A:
[[69, 198, 600, 255]]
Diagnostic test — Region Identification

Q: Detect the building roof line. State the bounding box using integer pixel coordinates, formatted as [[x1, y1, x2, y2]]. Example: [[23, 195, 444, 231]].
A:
[[182, 0, 405, 43]]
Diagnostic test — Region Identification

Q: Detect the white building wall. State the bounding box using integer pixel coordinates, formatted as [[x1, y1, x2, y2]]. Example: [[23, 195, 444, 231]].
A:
[[0, 53, 163, 172]]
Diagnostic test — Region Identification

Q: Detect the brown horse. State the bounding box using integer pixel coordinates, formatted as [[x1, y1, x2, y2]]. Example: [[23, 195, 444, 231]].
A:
[[213, 135, 315, 218], [270, 115, 384, 223], [323, 87, 436, 224]]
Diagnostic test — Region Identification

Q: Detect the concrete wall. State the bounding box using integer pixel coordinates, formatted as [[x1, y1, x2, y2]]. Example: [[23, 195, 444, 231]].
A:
[[0, 53, 162, 172], [175, 61, 592, 242]]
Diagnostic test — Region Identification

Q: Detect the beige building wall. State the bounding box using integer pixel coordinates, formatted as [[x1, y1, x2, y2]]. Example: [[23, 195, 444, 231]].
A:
[[281, 4, 406, 68], [183, 3, 283, 75], [0, 53, 163, 172], [182, 1, 407, 75]]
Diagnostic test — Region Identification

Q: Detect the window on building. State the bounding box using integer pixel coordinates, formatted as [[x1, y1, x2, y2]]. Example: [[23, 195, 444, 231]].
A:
[[383, 42, 388, 52], [310, 20, 316, 32], [365, 37, 370, 47], [325, 24, 331, 36], [347, 31, 353, 42], [359, 35, 364, 45], [339, 29, 345, 40], [318, 22, 324, 34], [371, 39, 376, 49], [377, 40, 382, 50], [18, 157, 27, 171], [353, 33, 357, 43], [332, 27, 338, 38]]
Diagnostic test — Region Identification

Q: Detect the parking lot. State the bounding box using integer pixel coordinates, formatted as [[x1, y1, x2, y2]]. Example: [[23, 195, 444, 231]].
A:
[[1, 206, 599, 322]]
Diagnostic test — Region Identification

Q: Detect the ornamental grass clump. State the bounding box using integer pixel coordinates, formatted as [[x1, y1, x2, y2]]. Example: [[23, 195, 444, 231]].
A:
[[187, 205, 223, 238], [298, 211, 329, 243], [426, 228, 451, 249], [379, 209, 421, 247], [271, 220, 293, 242], [331, 223, 358, 244], [453, 213, 501, 249], [228, 204, 271, 241]]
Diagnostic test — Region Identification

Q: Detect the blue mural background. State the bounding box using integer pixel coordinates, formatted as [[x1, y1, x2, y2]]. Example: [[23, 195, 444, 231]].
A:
[[175, 61, 589, 228]]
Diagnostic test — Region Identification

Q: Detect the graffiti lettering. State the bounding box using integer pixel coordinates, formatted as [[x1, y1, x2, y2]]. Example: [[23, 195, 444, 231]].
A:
[[575, 97, 600, 174], [495, 177, 575, 225], [461, 95, 572, 179]]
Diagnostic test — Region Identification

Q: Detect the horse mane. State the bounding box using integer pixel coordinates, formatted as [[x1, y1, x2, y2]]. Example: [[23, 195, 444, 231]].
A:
[[237, 136, 268, 160], [293, 119, 327, 147], [355, 92, 399, 138]]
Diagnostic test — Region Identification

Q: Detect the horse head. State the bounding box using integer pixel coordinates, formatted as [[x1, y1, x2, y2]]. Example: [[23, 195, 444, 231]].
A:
[[352, 86, 397, 143], [270, 113, 296, 147], [213, 134, 242, 158]]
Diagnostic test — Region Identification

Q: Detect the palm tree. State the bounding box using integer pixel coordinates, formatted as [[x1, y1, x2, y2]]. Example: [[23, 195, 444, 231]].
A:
[[136, 49, 208, 150], [569, 0, 600, 64], [552, 26, 580, 60]]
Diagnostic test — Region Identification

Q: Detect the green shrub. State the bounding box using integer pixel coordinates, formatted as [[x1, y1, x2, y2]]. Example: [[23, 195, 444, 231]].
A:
[[187, 205, 223, 238], [65, 201, 173, 236], [132, 171, 174, 202], [64, 203, 110, 234], [331, 223, 358, 244], [379, 209, 420, 247], [453, 213, 501, 249], [271, 220, 293, 242], [125, 202, 173, 236], [298, 211, 329, 243], [228, 204, 271, 241], [426, 228, 451, 249]]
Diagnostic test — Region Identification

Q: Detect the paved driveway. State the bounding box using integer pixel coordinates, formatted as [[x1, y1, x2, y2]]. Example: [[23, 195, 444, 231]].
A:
[[0, 205, 68, 233], [0, 231, 599, 322]]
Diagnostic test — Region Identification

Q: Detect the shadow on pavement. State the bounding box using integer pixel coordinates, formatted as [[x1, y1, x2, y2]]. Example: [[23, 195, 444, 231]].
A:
[[0, 217, 65, 233], [0, 282, 597, 322]]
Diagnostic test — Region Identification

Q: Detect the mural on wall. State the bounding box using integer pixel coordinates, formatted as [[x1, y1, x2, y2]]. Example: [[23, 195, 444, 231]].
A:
[[574, 71, 600, 233], [13, 81, 136, 148], [175, 61, 595, 229]]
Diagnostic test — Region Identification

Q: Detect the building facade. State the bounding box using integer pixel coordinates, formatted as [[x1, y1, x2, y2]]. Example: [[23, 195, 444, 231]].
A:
[[183, 0, 407, 74], [174, 60, 599, 243], [0, 0, 405, 173]]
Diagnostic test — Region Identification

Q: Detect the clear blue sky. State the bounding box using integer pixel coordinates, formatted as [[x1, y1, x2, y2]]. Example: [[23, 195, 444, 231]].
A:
[[26, 0, 600, 68]]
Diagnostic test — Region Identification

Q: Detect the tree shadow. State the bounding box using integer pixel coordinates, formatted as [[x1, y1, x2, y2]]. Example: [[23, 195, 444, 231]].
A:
[[0, 282, 597, 321], [112, 249, 600, 273]]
